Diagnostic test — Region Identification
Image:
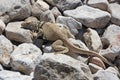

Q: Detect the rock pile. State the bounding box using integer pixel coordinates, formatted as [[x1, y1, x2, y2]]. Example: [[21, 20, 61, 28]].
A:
[[0, 0, 120, 80]]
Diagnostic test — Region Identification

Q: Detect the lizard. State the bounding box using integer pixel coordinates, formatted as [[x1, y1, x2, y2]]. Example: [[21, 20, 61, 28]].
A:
[[21, 20, 114, 66]]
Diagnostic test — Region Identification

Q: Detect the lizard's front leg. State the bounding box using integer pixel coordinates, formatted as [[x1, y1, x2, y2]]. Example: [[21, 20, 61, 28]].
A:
[[52, 40, 69, 54]]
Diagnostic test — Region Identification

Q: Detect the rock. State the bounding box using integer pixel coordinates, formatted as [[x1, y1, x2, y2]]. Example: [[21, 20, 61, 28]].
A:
[[87, 0, 109, 11], [94, 67, 120, 80], [0, 19, 5, 34], [101, 24, 120, 61], [0, 64, 3, 71], [0, 0, 31, 23], [44, 0, 82, 12], [64, 5, 111, 28], [56, 16, 82, 35], [32, 0, 49, 18], [88, 57, 106, 69], [113, 55, 120, 71], [34, 53, 93, 80], [10, 43, 42, 75], [108, 3, 120, 26], [0, 70, 32, 80], [33, 38, 44, 49], [5, 21, 33, 43], [51, 7, 62, 19], [83, 28, 102, 52], [89, 63, 104, 74], [40, 10, 55, 23], [0, 35, 14, 67]]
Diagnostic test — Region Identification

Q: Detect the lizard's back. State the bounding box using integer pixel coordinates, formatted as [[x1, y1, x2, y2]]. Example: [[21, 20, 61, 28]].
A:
[[42, 22, 72, 41]]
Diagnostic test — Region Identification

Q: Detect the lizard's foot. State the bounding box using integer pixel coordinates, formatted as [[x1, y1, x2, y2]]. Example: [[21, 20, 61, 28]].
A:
[[52, 40, 69, 54]]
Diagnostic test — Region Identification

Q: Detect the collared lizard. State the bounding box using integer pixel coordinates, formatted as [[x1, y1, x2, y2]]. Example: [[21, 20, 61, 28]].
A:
[[21, 20, 114, 66]]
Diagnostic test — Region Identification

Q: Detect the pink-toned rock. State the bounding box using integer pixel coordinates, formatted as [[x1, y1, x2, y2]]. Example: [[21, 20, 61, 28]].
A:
[[88, 57, 106, 69]]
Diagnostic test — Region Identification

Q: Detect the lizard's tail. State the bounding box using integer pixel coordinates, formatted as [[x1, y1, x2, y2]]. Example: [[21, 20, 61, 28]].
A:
[[63, 39, 114, 66]]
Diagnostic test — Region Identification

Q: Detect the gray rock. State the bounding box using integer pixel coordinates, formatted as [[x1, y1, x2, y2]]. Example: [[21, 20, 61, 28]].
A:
[[0, 70, 32, 80], [40, 10, 55, 23], [0, 19, 5, 34], [0, 64, 3, 71], [108, 3, 120, 26], [64, 5, 111, 28], [87, 0, 109, 11], [0, 0, 31, 23], [5, 21, 33, 43], [0, 35, 14, 67], [56, 16, 82, 35], [51, 7, 62, 19], [94, 67, 120, 80], [11, 43, 42, 75], [101, 24, 120, 61], [34, 53, 93, 80], [83, 28, 102, 52], [44, 0, 82, 12], [32, 0, 49, 18]]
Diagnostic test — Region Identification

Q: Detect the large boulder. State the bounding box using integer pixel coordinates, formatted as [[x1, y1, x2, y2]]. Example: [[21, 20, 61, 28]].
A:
[[34, 53, 93, 80], [10, 43, 42, 75], [0, 0, 31, 23], [5, 21, 33, 43], [64, 5, 111, 28]]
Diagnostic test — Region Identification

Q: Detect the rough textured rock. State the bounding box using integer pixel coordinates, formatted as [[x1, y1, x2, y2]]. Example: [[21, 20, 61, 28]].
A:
[[0, 0, 31, 23], [5, 21, 33, 43], [40, 10, 55, 23], [0, 70, 32, 80], [0, 35, 14, 67], [56, 16, 82, 35], [64, 5, 111, 28], [94, 67, 120, 80], [0, 19, 5, 34], [11, 43, 42, 75], [108, 3, 120, 26], [34, 53, 93, 80], [84, 28, 102, 52], [32, 0, 49, 18], [44, 0, 82, 11], [51, 7, 62, 19], [87, 0, 109, 11], [101, 24, 120, 61]]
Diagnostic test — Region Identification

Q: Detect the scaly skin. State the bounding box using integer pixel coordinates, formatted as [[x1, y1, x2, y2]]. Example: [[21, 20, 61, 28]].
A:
[[21, 21, 114, 66]]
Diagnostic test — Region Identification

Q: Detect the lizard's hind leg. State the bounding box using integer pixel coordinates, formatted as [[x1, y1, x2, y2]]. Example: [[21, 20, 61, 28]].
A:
[[52, 40, 69, 54]]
